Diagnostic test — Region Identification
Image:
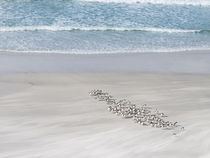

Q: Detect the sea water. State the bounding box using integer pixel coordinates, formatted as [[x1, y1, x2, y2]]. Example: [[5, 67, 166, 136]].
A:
[[0, 0, 210, 54]]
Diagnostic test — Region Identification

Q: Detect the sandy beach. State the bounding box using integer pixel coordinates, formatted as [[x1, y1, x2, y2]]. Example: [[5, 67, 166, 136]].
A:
[[1, 0, 210, 157], [0, 52, 210, 158], [1, 50, 210, 73]]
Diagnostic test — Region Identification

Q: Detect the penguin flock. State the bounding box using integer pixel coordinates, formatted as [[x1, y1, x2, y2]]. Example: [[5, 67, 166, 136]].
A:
[[90, 89, 184, 133]]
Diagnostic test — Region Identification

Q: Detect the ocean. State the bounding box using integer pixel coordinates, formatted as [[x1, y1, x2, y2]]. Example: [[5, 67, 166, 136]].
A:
[[0, 0, 210, 54]]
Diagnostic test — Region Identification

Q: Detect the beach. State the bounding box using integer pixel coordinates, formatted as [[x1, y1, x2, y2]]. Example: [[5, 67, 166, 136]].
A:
[[1, 51, 210, 158], [1, 50, 210, 73], [1, 0, 210, 157]]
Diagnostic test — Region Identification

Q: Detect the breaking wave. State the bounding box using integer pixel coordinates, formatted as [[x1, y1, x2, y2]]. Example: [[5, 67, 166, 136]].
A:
[[80, 0, 210, 6], [0, 26, 208, 33]]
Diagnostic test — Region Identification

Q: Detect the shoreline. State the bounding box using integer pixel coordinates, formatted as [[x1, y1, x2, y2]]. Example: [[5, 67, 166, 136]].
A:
[[1, 49, 210, 55], [1, 50, 210, 74]]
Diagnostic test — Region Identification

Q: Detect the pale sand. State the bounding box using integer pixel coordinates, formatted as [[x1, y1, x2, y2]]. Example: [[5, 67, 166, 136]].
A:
[[0, 72, 210, 158]]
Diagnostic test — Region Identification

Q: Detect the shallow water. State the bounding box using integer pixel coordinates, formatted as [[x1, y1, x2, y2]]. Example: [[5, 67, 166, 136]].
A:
[[0, 0, 210, 53]]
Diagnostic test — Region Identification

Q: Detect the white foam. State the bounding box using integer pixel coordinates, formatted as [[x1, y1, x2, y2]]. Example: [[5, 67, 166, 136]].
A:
[[0, 26, 199, 33], [80, 0, 210, 6], [1, 47, 210, 55]]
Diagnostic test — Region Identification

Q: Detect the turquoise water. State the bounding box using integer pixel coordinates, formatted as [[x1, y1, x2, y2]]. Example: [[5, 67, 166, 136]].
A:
[[0, 0, 210, 53]]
